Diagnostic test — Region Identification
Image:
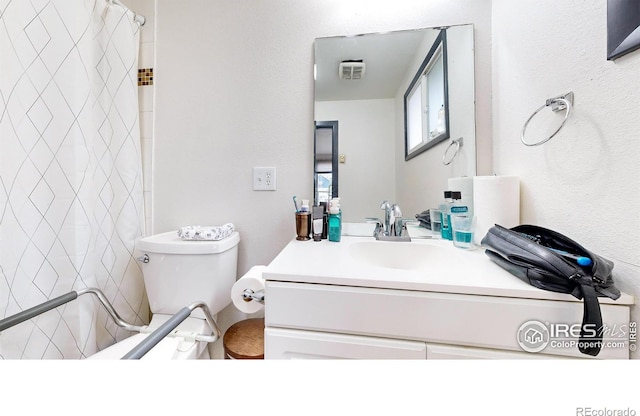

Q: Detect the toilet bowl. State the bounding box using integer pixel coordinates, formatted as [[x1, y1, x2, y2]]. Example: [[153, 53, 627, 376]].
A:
[[89, 230, 240, 359]]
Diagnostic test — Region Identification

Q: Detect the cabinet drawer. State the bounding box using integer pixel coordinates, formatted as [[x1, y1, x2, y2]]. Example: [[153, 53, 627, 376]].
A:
[[265, 281, 630, 359], [426, 343, 566, 359], [265, 328, 427, 359]]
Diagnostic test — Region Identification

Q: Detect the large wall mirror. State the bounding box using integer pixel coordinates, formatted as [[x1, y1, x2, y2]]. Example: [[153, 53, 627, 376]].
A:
[[314, 24, 476, 222]]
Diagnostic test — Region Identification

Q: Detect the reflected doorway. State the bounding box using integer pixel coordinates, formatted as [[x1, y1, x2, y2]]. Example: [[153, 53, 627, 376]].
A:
[[314, 121, 338, 204]]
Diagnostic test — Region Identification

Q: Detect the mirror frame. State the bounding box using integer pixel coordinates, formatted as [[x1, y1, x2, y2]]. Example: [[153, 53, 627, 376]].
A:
[[403, 30, 449, 161]]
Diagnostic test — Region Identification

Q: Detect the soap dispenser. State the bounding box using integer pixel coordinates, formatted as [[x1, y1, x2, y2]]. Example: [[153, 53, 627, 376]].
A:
[[328, 198, 342, 242]]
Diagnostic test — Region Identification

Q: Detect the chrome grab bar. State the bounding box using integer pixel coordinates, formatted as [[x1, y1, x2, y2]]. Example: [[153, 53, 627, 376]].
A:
[[121, 301, 222, 360], [0, 291, 77, 332], [78, 288, 147, 333], [0, 287, 223, 359], [0, 287, 145, 334]]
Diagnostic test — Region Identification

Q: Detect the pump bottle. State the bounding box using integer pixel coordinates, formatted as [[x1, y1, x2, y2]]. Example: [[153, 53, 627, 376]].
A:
[[328, 198, 342, 242]]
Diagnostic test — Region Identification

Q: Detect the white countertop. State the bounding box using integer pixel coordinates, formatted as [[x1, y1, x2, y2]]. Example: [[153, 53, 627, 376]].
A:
[[263, 233, 634, 306]]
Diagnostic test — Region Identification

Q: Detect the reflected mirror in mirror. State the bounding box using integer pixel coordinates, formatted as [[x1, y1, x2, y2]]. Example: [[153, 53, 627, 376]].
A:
[[314, 24, 476, 222], [314, 120, 338, 204]]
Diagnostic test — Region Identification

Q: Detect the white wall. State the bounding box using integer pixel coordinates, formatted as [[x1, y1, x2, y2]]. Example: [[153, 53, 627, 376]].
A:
[[315, 99, 396, 222], [492, 0, 640, 357]]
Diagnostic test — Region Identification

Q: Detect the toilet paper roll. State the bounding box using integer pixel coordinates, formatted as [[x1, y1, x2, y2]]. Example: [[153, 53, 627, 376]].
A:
[[448, 176, 474, 216], [472, 175, 520, 245], [231, 265, 268, 314]]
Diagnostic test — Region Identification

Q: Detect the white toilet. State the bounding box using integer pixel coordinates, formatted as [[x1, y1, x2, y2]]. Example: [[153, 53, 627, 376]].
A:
[[89, 230, 240, 359]]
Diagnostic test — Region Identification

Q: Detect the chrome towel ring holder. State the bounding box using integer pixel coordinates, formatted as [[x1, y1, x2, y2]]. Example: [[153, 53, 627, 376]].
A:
[[442, 137, 464, 165], [520, 92, 574, 146]]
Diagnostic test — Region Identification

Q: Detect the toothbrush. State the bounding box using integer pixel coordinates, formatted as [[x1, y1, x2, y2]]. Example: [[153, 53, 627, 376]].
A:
[[293, 196, 299, 212], [548, 247, 593, 267], [517, 231, 592, 266]]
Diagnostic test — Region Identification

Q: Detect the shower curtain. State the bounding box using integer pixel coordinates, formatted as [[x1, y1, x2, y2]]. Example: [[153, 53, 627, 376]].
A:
[[0, 0, 148, 358]]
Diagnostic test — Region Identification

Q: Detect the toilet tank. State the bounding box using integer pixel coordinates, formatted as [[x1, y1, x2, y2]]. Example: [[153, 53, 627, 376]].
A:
[[136, 231, 240, 317]]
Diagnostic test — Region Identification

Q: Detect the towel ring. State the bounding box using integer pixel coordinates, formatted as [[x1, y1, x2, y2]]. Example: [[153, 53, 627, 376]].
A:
[[442, 137, 463, 165], [520, 92, 574, 147]]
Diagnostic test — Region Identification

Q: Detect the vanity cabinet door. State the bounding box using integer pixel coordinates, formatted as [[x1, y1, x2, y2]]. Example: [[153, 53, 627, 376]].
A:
[[265, 328, 427, 359]]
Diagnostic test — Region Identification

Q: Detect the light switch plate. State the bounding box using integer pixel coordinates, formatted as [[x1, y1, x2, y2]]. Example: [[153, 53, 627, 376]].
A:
[[253, 167, 276, 191]]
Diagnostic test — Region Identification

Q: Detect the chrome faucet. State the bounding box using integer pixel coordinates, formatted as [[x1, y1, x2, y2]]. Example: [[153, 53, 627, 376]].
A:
[[371, 200, 410, 241]]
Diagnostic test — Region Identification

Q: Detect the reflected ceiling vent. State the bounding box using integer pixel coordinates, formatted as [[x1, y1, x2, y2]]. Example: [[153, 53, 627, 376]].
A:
[[339, 60, 366, 80]]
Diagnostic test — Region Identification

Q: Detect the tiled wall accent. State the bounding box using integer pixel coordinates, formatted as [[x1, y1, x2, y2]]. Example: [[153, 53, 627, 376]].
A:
[[138, 68, 154, 86]]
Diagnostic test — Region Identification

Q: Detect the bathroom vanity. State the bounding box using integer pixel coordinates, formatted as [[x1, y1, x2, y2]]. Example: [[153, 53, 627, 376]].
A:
[[262, 231, 634, 359]]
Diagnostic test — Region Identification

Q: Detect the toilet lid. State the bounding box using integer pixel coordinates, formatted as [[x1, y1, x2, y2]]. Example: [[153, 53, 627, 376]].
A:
[[87, 333, 183, 360], [137, 231, 240, 254]]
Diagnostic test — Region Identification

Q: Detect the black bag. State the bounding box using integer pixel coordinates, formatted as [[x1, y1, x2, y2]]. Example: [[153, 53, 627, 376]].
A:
[[480, 224, 620, 356], [415, 210, 431, 228]]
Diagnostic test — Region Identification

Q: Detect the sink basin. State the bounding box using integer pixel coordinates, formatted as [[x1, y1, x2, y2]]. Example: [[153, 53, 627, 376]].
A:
[[349, 241, 453, 271]]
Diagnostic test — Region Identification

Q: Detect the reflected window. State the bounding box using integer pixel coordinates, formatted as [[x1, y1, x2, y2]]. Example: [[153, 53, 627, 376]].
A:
[[406, 75, 425, 151], [316, 173, 333, 203], [404, 29, 449, 160]]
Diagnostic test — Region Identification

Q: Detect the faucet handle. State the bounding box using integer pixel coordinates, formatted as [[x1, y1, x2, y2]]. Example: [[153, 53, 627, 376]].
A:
[[365, 218, 383, 237], [396, 218, 414, 230]]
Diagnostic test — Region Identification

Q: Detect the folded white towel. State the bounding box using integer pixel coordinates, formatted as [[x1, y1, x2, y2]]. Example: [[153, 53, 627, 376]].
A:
[[177, 223, 235, 241]]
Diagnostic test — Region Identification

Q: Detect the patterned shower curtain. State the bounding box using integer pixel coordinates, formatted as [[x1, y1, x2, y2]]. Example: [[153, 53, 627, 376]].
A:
[[0, 0, 148, 358]]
